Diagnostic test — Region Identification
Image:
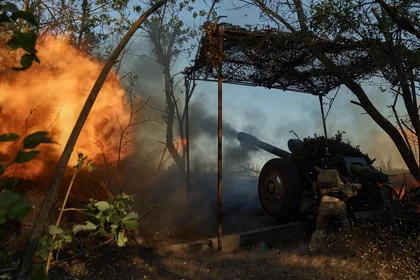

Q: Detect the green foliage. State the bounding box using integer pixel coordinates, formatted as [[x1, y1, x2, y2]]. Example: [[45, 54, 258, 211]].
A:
[[14, 150, 41, 163], [0, 250, 16, 280], [30, 265, 48, 280], [72, 221, 97, 234], [23, 131, 54, 150], [37, 226, 73, 261], [291, 131, 373, 164], [0, 131, 54, 235], [0, 191, 32, 224], [7, 31, 37, 53], [144, 0, 212, 62], [36, 193, 140, 262], [309, 0, 364, 36], [0, 133, 19, 142], [83, 193, 139, 246], [0, 2, 40, 70], [74, 153, 96, 171]]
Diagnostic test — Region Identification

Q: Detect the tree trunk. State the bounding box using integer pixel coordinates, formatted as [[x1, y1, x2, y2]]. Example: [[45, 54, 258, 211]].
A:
[[314, 50, 420, 180], [76, 0, 89, 50], [164, 67, 185, 173], [15, 1, 168, 279]]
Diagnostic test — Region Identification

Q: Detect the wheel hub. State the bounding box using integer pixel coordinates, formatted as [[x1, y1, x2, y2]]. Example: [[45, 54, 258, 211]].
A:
[[265, 172, 283, 203]]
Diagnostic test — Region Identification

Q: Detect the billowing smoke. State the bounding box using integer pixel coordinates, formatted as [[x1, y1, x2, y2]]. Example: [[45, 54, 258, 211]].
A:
[[188, 100, 258, 171], [106, 37, 276, 243], [108, 35, 409, 244]]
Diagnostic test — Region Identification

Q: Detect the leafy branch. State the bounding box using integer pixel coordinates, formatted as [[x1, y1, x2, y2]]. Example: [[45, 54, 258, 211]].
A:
[[0, 2, 40, 70], [44, 152, 96, 272], [37, 193, 141, 268], [0, 131, 54, 235]]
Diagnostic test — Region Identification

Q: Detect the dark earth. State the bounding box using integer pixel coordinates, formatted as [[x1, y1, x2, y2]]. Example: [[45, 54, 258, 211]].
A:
[[1, 173, 420, 279]]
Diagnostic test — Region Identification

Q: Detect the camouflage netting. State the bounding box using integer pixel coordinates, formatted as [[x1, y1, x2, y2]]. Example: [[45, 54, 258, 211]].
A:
[[191, 22, 379, 95], [291, 132, 374, 164]]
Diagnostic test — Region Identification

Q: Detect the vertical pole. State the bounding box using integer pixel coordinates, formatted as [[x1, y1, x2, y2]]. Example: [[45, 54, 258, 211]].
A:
[[185, 76, 191, 208], [319, 94, 327, 138], [217, 29, 224, 252]]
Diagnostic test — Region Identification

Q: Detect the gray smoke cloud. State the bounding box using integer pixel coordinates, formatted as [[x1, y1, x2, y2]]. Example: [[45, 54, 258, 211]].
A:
[[188, 100, 259, 170], [112, 37, 277, 242], [114, 33, 408, 244]]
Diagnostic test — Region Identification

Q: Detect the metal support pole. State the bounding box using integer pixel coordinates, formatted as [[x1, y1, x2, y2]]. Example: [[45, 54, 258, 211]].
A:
[[319, 94, 328, 138], [217, 29, 224, 252], [185, 76, 191, 209]]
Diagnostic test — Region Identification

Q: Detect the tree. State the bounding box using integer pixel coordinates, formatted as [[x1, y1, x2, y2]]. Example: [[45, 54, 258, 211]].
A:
[[243, 0, 420, 180], [16, 2, 168, 279], [22, 0, 133, 53], [140, 1, 203, 173]]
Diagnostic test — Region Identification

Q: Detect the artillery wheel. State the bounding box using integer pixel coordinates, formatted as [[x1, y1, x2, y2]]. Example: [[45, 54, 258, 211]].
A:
[[258, 158, 301, 219]]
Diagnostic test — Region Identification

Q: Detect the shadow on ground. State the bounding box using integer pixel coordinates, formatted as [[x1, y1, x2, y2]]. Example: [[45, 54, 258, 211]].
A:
[[48, 230, 420, 280]]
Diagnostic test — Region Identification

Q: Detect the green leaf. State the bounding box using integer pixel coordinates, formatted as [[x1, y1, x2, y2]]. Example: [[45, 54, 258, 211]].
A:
[[123, 212, 138, 220], [199, 10, 206, 17], [63, 233, 73, 243], [122, 219, 139, 229], [14, 150, 40, 163], [22, 131, 50, 149], [13, 53, 40, 71], [94, 201, 110, 211], [10, 11, 38, 27], [0, 179, 19, 191], [0, 133, 19, 142], [0, 212, 6, 224], [72, 221, 97, 234], [116, 231, 128, 247], [0, 191, 32, 223], [107, 211, 122, 224], [48, 225, 63, 235], [7, 31, 37, 53], [87, 163, 96, 172], [31, 263, 48, 280], [121, 193, 130, 199]]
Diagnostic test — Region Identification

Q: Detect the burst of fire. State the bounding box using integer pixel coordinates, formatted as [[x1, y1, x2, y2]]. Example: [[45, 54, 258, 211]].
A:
[[175, 137, 187, 153], [0, 35, 133, 178]]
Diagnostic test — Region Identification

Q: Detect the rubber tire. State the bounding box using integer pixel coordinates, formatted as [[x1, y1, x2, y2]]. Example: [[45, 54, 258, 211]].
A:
[[258, 158, 302, 219]]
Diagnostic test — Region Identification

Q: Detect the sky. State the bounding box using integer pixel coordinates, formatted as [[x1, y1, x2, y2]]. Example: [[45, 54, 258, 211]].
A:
[[121, 0, 408, 170]]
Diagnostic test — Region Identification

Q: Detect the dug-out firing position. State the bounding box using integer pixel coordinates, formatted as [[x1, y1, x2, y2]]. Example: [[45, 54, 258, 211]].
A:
[[236, 131, 402, 222]]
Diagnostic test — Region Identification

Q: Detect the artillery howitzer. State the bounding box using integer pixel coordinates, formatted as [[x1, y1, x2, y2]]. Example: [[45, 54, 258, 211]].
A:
[[237, 132, 406, 220]]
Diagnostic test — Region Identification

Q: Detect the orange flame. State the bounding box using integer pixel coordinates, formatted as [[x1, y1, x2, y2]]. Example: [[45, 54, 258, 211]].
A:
[[175, 137, 187, 153], [0, 35, 132, 178]]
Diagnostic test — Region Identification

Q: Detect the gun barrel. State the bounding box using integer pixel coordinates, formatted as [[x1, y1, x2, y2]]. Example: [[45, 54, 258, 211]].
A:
[[237, 132, 292, 159]]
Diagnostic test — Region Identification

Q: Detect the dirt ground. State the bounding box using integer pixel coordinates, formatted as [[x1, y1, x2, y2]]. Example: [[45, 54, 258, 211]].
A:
[[4, 217, 419, 280], [45, 225, 420, 280], [2, 180, 420, 280]]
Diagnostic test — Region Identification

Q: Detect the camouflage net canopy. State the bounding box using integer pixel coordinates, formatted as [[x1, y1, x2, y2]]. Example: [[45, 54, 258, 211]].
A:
[[291, 132, 374, 164], [191, 22, 378, 95]]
